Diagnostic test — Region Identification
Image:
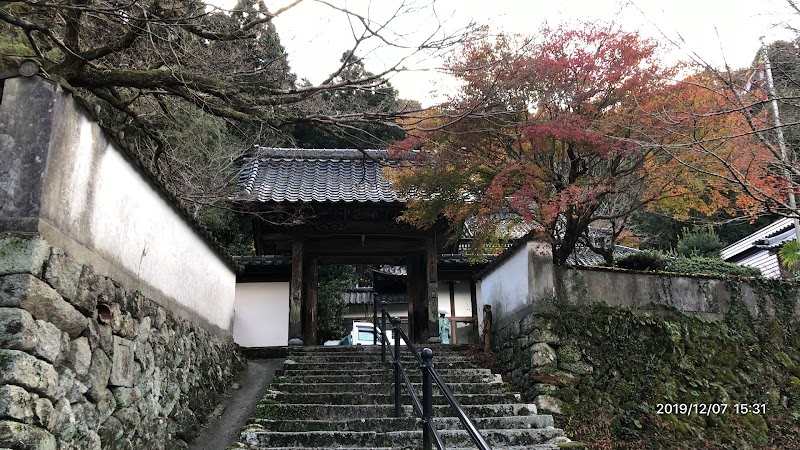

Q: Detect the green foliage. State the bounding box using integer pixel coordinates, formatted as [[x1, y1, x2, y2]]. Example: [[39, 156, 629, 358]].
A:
[[615, 250, 667, 271], [536, 301, 800, 449], [615, 250, 761, 277], [629, 210, 774, 252], [676, 226, 724, 257], [252, 400, 308, 420], [291, 51, 405, 149], [197, 209, 254, 256], [675, 227, 725, 256], [316, 265, 359, 343], [666, 255, 762, 277], [779, 239, 800, 272]]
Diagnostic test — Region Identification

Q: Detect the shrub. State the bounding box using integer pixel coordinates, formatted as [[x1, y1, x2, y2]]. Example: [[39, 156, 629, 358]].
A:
[[665, 255, 761, 277], [676, 226, 724, 257], [779, 239, 800, 273], [615, 250, 667, 271], [616, 251, 762, 277]]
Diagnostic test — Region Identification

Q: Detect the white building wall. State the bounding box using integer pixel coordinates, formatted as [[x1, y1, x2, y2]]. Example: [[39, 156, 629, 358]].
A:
[[479, 243, 531, 324], [234, 282, 290, 347], [436, 281, 473, 317], [32, 79, 235, 332], [453, 282, 473, 316], [736, 250, 782, 278], [720, 218, 793, 260]]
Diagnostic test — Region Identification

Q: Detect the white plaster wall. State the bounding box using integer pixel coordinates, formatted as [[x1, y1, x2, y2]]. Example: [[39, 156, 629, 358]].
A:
[[479, 243, 531, 321], [234, 282, 289, 347], [37, 83, 236, 331], [453, 282, 472, 316], [436, 283, 450, 315], [436, 281, 473, 317]]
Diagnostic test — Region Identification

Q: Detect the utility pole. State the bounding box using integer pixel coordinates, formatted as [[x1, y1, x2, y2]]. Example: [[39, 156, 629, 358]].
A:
[[761, 37, 800, 241]]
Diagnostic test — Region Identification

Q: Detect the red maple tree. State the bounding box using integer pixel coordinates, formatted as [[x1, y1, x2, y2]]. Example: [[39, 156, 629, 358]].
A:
[[390, 23, 684, 265]]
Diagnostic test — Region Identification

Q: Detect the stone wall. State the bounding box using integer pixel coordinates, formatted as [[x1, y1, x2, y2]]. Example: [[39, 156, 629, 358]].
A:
[[481, 240, 800, 423], [0, 234, 245, 449], [494, 305, 592, 416], [492, 300, 800, 448], [480, 240, 800, 333]]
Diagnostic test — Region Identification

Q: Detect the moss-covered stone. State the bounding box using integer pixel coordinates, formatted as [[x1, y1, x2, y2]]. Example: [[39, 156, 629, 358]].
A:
[[493, 299, 800, 449], [251, 401, 308, 421], [557, 341, 582, 364]]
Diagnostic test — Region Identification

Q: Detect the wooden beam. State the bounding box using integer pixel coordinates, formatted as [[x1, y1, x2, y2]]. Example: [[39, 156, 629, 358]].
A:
[[289, 239, 304, 343], [303, 236, 426, 254], [425, 234, 439, 341], [316, 255, 407, 265], [448, 281, 456, 316], [449, 281, 456, 344], [411, 251, 430, 344], [303, 256, 318, 345], [406, 254, 418, 343], [253, 217, 264, 255]]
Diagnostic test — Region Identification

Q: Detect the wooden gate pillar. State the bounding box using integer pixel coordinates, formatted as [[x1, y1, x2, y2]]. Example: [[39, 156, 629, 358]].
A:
[[406, 254, 419, 343], [302, 256, 318, 345], [425, 234, 439, 341], [289, 239, 304, 344]]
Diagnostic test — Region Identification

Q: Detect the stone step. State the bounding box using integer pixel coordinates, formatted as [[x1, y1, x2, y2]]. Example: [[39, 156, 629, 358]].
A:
[[238, 427, 565, 448], [280, 360, 482, 372], [282, 351, 475, 363], [234, 446, 561, 450], [287, 349, 474, 358], [272, 371, 500, 384], [251, 403, 538, 421], [286, 344, 474, 354], [273, 382, 509, 395], [268, 392, 517, 406], [276, 367, 493, 377], [232, 345, 572, 450], [248, 415, 555, 432], [249, 417, 419, 432], [284, 355, 477, 365]]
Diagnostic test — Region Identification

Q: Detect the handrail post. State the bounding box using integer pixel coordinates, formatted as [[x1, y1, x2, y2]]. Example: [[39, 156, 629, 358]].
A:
[[392, 317, 402, 418], [372, 292, 378, 345], [421, 347, 433, 450], [381, 301, 388, 363]]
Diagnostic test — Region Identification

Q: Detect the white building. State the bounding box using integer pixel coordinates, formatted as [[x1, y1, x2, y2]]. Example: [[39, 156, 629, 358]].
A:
[[720, 218, 795, 278]]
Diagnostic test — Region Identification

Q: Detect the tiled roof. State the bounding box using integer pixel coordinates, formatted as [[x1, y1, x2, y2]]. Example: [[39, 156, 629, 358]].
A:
[[720, 217, 793, 260], [344, 287, 407, 304], [754, 227, 796, 249], [234, 148, 404, 203], [234, 255, 291, 266], [567, 245, 639, 266], [375, 265, 407, 276], [345, 287, 374, 304]]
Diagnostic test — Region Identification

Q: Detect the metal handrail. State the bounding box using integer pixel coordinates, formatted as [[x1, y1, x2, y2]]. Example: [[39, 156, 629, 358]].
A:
[[393, 320, 424, 416], [431, 366, 492, 449], [377, 302, 492, 450]]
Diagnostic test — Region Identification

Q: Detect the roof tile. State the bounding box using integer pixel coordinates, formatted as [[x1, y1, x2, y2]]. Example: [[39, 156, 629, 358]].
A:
[[234, 148, 405, 203]]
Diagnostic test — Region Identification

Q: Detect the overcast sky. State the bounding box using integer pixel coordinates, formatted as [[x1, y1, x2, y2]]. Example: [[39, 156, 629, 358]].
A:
[[262, 0, 796, 105]]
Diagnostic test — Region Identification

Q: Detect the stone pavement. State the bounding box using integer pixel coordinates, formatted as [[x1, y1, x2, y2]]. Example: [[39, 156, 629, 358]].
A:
[[188, 359, 284, 450]]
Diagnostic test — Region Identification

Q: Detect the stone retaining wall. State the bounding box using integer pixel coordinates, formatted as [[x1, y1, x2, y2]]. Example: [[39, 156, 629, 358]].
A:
[[0, 234, 245, 449], [494, 306, 587, 416]]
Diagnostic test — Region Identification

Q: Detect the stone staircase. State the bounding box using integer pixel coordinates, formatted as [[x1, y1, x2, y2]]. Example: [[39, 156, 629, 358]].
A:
[[230, 345, 574, 449]]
